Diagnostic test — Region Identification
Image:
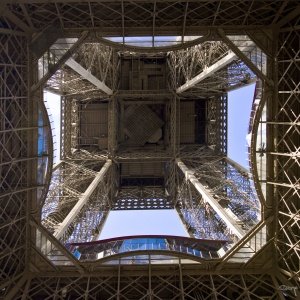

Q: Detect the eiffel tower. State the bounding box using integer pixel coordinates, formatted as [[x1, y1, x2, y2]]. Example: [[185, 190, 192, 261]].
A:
[[1, 1, 299, 299]]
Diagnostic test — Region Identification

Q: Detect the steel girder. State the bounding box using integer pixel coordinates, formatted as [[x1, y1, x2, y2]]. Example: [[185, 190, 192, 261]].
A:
[[9, 272, 285, 300]]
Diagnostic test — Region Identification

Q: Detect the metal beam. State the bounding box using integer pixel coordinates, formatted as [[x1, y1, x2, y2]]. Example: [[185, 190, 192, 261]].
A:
[[176, 51, 236, 93], [276, 5, 300, 27], [225, 157, 251, 177], [217, 29, 272, 85], [31, 32, 89, 92], [3, 274, 28, 300], [176, 159, 245, 239], [175, 206, 196, 238], [0, 5, 32, 34], [65, 59, 113, 95], [53, 159, 112, 240], [51, 40, 113, 95]]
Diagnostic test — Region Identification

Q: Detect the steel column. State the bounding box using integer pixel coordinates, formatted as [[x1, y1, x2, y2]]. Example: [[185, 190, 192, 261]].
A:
[[53, 159, 112, 240], [176, 159, 245, 238]]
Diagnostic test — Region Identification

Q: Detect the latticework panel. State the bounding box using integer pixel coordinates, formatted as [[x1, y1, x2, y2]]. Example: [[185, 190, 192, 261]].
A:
[[5, 1, 299, 36], [275, 16, 300, 288], [41, 160, 111, 243], [168, 41, 229, 88], [13, 272, 283, 300], [46, 65, 101, 97], [114, 186, 171, 210], [225, 34, 267, 75], [178, 61, 256, 98], [206, 93, 227, 154], [0, 25, 28, 298], [60, 97, 79, 159], [60, 96, 71, 159], [64, 165, 112, 244], [176, 170, 232, 241], [0, 20, 52, 298], [123, 105, 164, 146], [74, 43, 117, 90], [182, 156, 260, 232]]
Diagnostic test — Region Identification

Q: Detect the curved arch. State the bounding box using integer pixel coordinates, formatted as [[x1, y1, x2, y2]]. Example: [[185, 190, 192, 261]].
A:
[[249, 80, 268, 209], [37, 93, 54, 215], [94, 33, 211, 53], [83, 250, 217, 265], [68, 235, 227, 264]]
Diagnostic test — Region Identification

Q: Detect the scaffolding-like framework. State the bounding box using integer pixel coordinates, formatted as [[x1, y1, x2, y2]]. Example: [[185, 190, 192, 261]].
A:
[[0, 1, 299, 299]]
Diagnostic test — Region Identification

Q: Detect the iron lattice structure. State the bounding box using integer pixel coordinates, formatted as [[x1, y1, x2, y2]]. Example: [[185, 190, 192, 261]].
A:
[[0, 1, 299, 299]]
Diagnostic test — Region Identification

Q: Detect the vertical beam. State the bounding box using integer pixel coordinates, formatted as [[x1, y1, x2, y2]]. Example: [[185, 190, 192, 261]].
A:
[[176, 159, 245, 238], [219, 93, 227, 154], [53, 160, 112, 240], [4, 275, 28, 300], [210, 274, 218, 300], [108, 96, 118, 154], [148, 255, 152, 299], [266, 32, 277, 267], [61, 96, 72, 159], [170, 95, 178, 155], [178, 259, 185, 300], [21, 276, 32, 300], [84, 277, 90, 300]]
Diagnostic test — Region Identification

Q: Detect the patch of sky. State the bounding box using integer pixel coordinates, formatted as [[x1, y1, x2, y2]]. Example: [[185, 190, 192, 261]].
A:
[[105, 35, 200, 47], [228, 83, 256, 170], [99, 210, 189, 239], [44, 91, 61, 164]]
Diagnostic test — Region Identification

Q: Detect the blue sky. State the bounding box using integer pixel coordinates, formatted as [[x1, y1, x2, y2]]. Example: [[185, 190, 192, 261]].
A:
[[45, 82, 255, 238], [100, 210, 188, 239], [44, 91, 61, 164], [227, 83, 255, 170]]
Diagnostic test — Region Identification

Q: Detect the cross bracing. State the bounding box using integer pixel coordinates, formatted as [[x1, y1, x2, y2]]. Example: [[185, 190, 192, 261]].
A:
[[0, 1, 300, 299]]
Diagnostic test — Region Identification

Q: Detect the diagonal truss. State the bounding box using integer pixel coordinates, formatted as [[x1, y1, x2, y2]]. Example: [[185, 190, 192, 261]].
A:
[[51, 41, 114, 95], [176, 51, 237, 93], [176, 158, 245, 239]]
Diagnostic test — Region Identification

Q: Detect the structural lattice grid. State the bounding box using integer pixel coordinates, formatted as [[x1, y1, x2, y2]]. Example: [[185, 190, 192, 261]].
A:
[[177, 62, 256, 98], [0, 1, 300, 299], [168, 41, 230, 87], [47, 66, 102, 100], [4, 1, 298, 34], [63, 167, 112, 244], [12, 273, 284, 300], [114, 186, 171, 211], [41, 160, 114, 245], [45, 41, 118, 100], [183, 157, 260, 230], [176, 169, 231, 241], [0, 19, 31, 296], [275, 15, 300, 289]]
